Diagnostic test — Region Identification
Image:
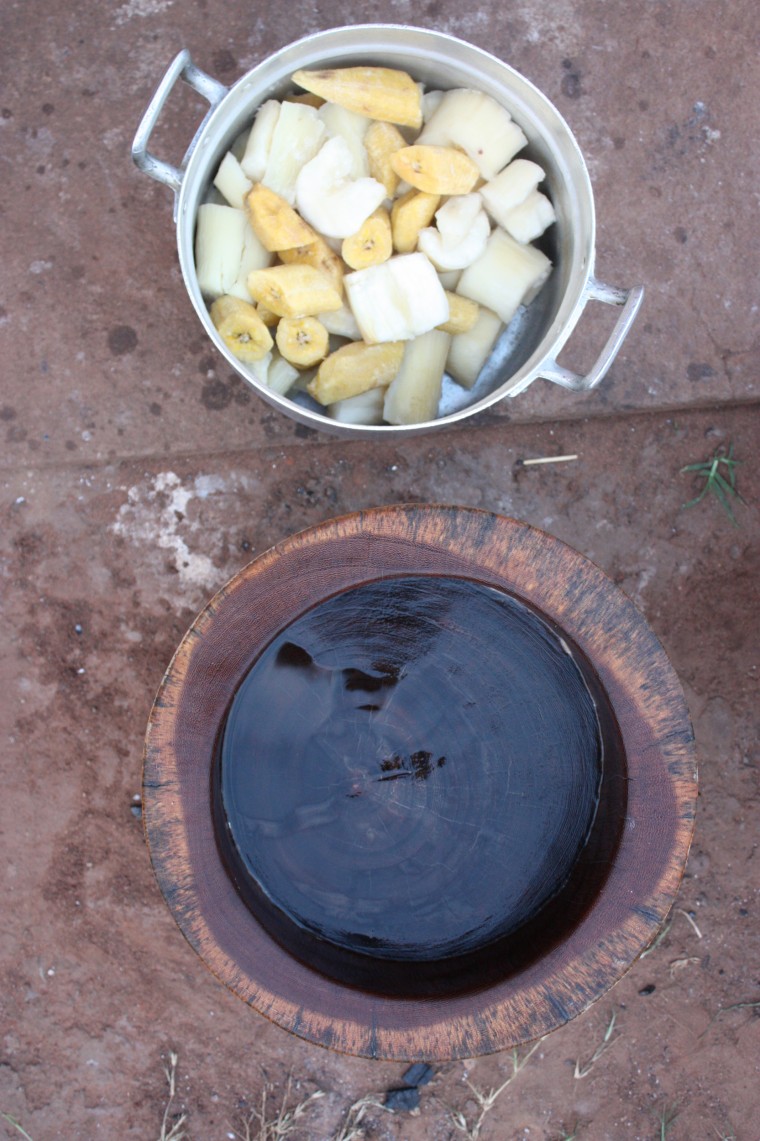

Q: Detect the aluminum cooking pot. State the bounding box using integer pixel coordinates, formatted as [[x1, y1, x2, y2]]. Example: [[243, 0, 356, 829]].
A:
[[132, 25, 644, 435]]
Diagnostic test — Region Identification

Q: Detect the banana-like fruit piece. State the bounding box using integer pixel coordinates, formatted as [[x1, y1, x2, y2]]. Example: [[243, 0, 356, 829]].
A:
[[446, 306, 504, 389], [327, 386, 387, 425], [295, 137, 387, 240], [284, 92, 324, 109], [292, 66, 423, 130], [209, 295, 274, 363], [364, 120, 407, 197], [390, 189, 440, 254], [261, 101, 327, 206], [318, 103, 371, 178], [195, 204, 252, 298], [418, 89, 527, 179], [390, 145, 480, 195], [275, 316, 330, 368], [344, 252, 450, 343], [213, 151, 253, 208], [479, 159, 545, 227], [342, 208, 392, 270], [383, 329, 451, 425], [307, 340, 405, 404], [456, 228, 552, 324], [278, 233, 345, 296], [245, 184, 317, 252], [240, 100, 281, 182], [437, 292, 479, 334], [501, 190, 556, 244], [247, 264, 343, 319], [256, 303, 279, 326], [417, 193, 490, 270]]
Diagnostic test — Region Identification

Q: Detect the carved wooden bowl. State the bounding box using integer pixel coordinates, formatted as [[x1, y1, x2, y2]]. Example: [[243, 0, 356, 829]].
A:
[[143, 506, 697, 1060]]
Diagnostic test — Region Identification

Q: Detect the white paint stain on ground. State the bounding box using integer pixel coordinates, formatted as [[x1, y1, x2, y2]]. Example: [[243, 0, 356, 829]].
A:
[[114, 0, 173, 25], [112, 471, 220, 592]]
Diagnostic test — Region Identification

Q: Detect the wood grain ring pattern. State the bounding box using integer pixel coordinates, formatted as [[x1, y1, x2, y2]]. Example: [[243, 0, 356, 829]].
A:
[[143, 505, 697, 1060]]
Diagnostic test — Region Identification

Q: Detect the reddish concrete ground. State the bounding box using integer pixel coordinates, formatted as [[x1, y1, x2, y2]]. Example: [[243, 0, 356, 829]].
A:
[[1, 1, 758, 1139]]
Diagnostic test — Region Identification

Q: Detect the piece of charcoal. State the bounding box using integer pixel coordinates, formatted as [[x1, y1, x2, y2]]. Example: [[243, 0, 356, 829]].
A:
[[402, 1062, 434, 1088], [384, 1086, 420, 1112]]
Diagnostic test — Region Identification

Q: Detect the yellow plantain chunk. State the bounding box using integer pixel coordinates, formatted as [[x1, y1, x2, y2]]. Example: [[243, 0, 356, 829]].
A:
[[209, 295, 274, 362], [283, 92, 325, 108], [307, 340, 405, 404], [278, 234, 345, 296], [256, 303, 280, 326], [275, 317, 330, 368], [437, 291, 480, 334], [342, 209, 393, 270], [364, 120, 408, 197], [390, 145, 481, 195], [390, 189, 441, 254], [245, 183, 317, 252], [246, 264, 343, 318], [291, 66, 422, 129]]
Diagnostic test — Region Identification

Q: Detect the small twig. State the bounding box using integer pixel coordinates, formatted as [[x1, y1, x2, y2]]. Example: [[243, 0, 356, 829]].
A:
[[676, 908, 702, 939], [1, 1113, 34, 1141], [448, 1038, 544, 1139], [521, 454, 579, 466], [574, 1011, 619, 1079], [699, 998, 760, 1038], [332, 1094, 389, 1141], [159, 1052, 186, 1141], [233, 1077, 325, 1141], [669, 956, 700, 977]]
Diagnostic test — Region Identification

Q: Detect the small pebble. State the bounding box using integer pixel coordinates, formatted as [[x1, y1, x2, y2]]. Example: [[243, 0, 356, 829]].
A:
[[638, 984, 656, 996], [402, 1062, 434, 1088], [385, 1087, 420, 1112]]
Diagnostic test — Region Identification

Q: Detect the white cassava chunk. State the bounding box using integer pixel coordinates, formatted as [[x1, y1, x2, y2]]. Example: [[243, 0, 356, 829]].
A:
[[417, 89, 527, 178], [446, 306, 504, 389], [345, 252, 450, 342], [213, 151, 253, 208], [328, 386, 386, 425], [456, 228, 552, 324], [262, 102, 326, 205], [240, 100, 281, 181], [383, 329, 451, 424], [502, 190, 556, 244], [195, 204, 248, 298]]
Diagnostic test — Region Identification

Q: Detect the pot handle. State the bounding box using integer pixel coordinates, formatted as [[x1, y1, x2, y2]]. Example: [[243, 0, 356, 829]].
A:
[[132, 50, 228, 199], [539, 279, 645, 391]]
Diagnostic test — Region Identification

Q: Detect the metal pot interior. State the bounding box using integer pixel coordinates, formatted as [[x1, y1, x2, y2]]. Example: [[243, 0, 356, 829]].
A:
[[177, 26, 595, 431]]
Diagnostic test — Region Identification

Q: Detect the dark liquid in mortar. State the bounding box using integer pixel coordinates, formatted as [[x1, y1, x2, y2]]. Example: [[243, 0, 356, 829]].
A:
[[214, 576, 604, 988]]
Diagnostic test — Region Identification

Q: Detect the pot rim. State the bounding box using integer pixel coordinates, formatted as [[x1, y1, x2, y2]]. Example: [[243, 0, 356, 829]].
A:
[[174, 25, 602, 434]]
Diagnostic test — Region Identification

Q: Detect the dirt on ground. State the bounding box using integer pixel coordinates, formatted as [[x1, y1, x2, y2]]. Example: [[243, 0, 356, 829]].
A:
[[2, 404, 758, 1141], [2, 0, 759, 1133]]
